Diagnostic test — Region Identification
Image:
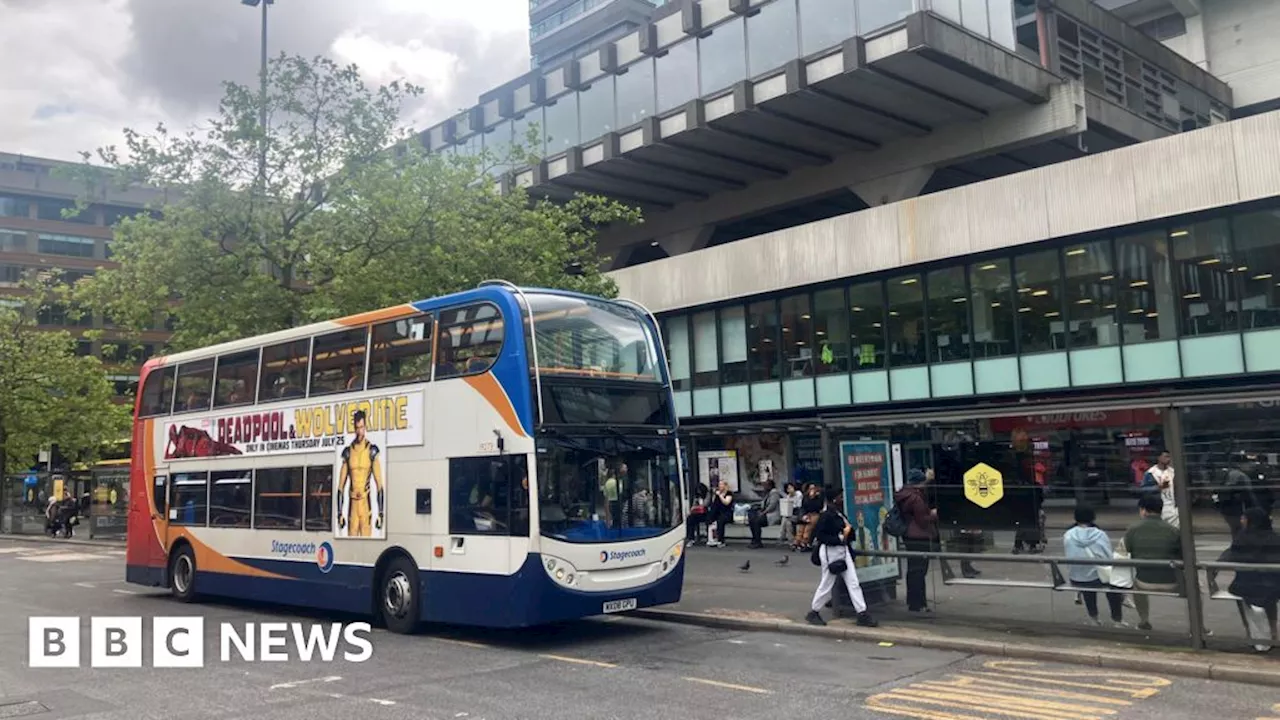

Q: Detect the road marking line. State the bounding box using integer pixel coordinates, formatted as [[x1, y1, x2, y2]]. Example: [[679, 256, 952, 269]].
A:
[[0, 547, 37, 554], [983, 661, 1171, 688], [938, 676, 1131, 706], [112, 589, 138, 595], [890, 687, 1114, 719], [539, 654, 617, 668], [867, 694, 1007, 720], [436, 638, 491, 650], [967, 672, 1161, 699], [726, 639, 747, 645], [270, 675, 343, 690], [879, 690, 1092, 720], [74, 582, 96, 588], [683, 677, 771, 694], [20, 552, 110, 563], [368, 699, 396, 706]]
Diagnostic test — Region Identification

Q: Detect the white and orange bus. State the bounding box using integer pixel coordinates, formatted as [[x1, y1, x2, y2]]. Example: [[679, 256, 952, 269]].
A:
[[125, 282, 685, 632]]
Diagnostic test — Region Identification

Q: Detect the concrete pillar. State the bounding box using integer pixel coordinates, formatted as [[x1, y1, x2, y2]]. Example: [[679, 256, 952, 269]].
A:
[[849, 167, 935, 207]]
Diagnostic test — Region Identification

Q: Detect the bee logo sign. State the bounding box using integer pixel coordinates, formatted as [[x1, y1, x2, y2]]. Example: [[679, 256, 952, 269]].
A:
[[963, 463, 1004, 509]]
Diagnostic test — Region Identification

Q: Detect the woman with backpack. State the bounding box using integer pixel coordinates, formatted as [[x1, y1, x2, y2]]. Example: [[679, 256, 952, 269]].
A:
[[893, 468, 938, 613]]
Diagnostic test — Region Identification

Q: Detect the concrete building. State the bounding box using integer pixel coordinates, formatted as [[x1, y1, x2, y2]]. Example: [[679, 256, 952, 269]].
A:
[[0, 152, 169, 399], [530, 0, 668, 68], [427, 0, 1280, 517]]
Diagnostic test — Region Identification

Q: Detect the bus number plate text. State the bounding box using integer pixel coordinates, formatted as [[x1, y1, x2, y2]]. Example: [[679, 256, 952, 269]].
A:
[[603, 598, 637, 614]]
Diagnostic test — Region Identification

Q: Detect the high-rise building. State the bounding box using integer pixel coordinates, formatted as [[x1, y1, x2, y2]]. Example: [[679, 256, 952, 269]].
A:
[[0, 152, 170, 401], [530, 0, 667, 68]]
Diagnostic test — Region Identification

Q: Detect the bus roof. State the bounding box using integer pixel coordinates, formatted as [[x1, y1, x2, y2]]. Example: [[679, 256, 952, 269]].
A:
[[145, 284, 639, 369]]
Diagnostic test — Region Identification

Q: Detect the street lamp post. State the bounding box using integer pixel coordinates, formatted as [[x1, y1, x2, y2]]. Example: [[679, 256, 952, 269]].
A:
[[241, 0, 272, 187]]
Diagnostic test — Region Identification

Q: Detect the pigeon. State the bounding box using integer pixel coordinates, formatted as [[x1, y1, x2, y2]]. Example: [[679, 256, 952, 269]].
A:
[[775, 556, 789, 566], [738, 560, 751, 573]]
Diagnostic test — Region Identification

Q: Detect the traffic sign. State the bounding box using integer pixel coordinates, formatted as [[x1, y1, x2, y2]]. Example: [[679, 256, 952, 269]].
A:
[[963, 463, 1004, 508]]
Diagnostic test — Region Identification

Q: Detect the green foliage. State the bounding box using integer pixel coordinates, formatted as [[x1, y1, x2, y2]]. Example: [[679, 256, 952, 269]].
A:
[[0, 271, 132, 475], [73, 54, 638, 352]]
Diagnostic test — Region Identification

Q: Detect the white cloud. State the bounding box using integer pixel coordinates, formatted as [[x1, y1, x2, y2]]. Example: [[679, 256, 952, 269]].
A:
[[0, 0, 531, 162]]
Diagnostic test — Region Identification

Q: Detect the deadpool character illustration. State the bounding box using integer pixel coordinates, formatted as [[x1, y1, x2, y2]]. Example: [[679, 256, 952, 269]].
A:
[[166, 425, 242, 459]]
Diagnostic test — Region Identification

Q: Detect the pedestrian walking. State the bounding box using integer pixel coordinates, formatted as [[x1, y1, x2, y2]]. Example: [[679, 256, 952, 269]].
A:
[[807, 488, 877, 628]]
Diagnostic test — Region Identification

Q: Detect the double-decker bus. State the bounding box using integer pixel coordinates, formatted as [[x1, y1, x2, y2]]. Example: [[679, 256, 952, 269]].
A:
[[125, 282, 685, 632]]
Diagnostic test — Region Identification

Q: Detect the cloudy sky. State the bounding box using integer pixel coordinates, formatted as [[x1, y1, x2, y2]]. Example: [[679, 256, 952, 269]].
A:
[[0, 0, 531, 162]]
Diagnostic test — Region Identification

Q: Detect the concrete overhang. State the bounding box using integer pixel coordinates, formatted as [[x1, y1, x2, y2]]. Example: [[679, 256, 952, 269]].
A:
[[514, 11, 1059, 210]]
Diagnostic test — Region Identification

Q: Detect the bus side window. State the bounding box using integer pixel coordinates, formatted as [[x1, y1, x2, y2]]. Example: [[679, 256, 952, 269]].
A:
[[305, 466, 333, 531], [140, 368, 176, 417], [448, 456, 512, 535], [152, 475, 168, 516], [255, 467, 303, 530], [170, 472, 209, 526]]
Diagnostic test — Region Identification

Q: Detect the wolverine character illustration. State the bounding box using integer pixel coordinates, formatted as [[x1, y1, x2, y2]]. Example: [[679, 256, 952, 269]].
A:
[[337, 410, 384, 537]]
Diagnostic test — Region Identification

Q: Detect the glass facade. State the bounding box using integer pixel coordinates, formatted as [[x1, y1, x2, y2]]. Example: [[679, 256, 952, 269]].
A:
[[660, 202, 1280, 418], [443, 0, 1035, 166]]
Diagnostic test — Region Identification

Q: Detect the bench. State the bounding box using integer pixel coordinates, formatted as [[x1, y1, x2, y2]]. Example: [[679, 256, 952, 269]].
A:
[[932, 557, 1185, 598]]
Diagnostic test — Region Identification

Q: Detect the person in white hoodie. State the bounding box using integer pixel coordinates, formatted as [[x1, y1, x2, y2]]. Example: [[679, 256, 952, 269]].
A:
[[1063, 506, 1129, 627]]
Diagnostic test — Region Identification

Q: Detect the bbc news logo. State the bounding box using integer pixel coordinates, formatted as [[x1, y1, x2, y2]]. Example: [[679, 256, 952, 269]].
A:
[[28, 617, 373, 668]]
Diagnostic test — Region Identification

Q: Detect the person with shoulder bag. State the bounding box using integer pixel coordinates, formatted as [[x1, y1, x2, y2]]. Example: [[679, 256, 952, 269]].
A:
[[807, 487, 877, 628]]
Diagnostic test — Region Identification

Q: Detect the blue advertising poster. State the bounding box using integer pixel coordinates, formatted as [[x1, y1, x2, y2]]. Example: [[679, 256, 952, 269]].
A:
[[839, 441, 900, 584]]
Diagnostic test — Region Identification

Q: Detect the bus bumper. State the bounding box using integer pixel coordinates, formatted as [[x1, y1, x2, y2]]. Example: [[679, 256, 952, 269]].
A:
[[423, 553, 685, 628]]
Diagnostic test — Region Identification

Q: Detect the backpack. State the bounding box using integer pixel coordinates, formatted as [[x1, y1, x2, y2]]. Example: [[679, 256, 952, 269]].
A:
[[884, 503, 909, 539]]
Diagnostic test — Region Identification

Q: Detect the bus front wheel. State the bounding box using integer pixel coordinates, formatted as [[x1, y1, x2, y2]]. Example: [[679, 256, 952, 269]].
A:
[[379, 556, 420, 634], [169, 545, 197, 603]]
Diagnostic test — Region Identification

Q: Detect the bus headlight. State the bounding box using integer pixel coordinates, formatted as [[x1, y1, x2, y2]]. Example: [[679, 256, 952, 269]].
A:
[[662, 542, 684, 574], [542, 555, 579, 587]]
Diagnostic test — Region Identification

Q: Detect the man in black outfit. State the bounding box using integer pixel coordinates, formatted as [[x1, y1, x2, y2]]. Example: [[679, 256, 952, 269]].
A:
[[807, 488, 877, 627]]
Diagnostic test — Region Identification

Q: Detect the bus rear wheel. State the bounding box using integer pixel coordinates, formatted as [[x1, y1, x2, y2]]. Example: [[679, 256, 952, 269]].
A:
[[169, 545, 197, 603], [379, 556, 421, 635]]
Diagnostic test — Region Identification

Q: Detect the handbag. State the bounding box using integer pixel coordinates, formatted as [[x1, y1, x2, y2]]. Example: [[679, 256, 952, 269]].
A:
[[1109, 546, 1135, 589], [827, 557, 849, 575]]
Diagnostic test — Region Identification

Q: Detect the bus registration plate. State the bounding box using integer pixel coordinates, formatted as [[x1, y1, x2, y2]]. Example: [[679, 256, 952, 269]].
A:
[[603, 598, 637, 614]]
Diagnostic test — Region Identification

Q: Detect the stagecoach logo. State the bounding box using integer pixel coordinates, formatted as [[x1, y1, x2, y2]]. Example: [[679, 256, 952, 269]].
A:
[[600, 549, 646, 563], [316, 542, 335, 574]]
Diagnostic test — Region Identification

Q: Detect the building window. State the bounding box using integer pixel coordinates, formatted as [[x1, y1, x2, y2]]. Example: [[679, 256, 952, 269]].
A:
[[1136, 13, 1187, 42], [174, 359, 214, 413], [1117, 230, 1177, 342], [813, 287, 849, 373], [691, 310, 719, 387], [543, 93, 580, 154], [1064, 240, 1119, 347], [857, 0, 913, 34], [436, 303, 504, 379], [210, 471, 252, 528], [310, 328, 367, 396], [780, 293, 815, 378], [1014, 248, 1064, 353], [37, 233, 95, 258], [74, 340, 93, 357], [665, 316, 692, 391], [35, 199, 94, 224], [369, 314, 434, 388], [255, 467, 304, 530], [0, 229, 27, 252], [1232, 210, 1280, 330], [969, 259, 1016, 358], [718, 305, 749, 384], [578, 77, 616, 144], [747, 299, 781, 381], [800, 0, 857, 56], [700, 17, 747, 95], [305, 466, 333, 532], [849, 281, 886, 370], [1171, 219, 1238, 335], [655, 38, 698, 114], [260, 339, 309, 401], [0, 264, 22, 285], [927, 266, 970, 362], [615, 59, 655, 128], [0, 196, 30, 218], [214, 350, 259, 408], [170, 472, 209, 526], [748, 0, 799, 76], [887, 274, 925, 366], [139, 366, 175, 417]]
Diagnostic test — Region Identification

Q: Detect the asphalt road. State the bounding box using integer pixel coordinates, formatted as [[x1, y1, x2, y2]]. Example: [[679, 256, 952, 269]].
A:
[[0, 538, 1277, 720]]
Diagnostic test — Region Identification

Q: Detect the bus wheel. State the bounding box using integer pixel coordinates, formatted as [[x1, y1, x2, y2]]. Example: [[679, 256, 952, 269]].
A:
[[379, 556, 420, 635], [169, 545, 197, 603]]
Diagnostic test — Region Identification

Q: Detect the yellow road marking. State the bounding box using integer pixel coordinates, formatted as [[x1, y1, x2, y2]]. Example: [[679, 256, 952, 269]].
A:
[[539, 654, 617, 668], [1258, 701, 1280, 719], [865, 661, 1170, 720], [435, 638, 491, 650], [885, 687, 1112, 720], [683, 677, 772, 694], [931, 676, 1132, 706]]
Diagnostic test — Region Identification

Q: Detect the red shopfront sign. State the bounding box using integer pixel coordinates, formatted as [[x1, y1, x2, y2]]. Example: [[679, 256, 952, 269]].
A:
[[989, 408, 1162, 433]]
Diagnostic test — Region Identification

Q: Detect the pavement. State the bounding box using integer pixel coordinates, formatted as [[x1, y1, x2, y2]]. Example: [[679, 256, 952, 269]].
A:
[[1, 537, 1279, 720]]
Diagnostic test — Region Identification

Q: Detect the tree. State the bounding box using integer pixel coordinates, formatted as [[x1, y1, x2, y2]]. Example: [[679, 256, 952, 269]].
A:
[[74, 54, 638, 352], [0, 271, 132, 476]]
